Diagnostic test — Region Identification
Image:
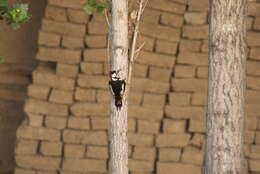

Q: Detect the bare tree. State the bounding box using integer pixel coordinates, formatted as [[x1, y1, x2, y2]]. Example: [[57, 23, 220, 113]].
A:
[[204, 0, 247, 174], [109, 1, 145, 174]]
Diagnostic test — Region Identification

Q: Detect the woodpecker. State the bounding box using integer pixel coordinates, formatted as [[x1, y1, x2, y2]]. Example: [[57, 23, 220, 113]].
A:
[[109, 70, 126, 110]]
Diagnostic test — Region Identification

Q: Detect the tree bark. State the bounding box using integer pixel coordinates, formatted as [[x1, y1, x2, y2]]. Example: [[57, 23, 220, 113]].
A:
[[109, 1, 128, 174], [204, 0, 247, 174]]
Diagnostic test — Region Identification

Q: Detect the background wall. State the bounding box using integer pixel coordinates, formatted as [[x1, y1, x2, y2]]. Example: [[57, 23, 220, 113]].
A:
[[0, 0, 259, 174], [0, 0, 46, 174]]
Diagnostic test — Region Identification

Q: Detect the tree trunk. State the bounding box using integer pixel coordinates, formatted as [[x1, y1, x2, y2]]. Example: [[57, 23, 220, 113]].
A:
[[109, 1, 128, 174], [204, 0, 247, 174]]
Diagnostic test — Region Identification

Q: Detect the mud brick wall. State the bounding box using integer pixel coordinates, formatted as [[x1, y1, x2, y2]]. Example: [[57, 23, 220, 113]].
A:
[[11, 0, 260, 174]]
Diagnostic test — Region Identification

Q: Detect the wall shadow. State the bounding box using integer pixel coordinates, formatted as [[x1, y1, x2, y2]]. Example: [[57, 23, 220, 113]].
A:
[[0, 0, 47, 173]]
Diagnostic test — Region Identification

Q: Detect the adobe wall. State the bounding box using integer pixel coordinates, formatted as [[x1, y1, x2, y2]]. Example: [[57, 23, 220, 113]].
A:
[[1, 0, 259, 174], [0, 1, 46, 174]]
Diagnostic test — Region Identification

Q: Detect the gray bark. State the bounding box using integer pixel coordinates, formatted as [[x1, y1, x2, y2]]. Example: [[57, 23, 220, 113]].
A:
[[204, 0, 247, 174], [109, 1, 128, 174]]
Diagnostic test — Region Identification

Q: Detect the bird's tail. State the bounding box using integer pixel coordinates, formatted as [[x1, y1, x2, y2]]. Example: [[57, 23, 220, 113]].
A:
[[115, 95, 122, 110]]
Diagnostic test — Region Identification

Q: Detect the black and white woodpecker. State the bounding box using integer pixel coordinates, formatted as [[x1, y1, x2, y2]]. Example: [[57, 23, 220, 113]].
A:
[[109, 70, 126, 110]]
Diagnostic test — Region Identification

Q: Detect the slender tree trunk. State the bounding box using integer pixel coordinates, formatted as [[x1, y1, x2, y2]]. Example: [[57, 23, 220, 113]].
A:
[[204, 0, 247, 174], [109, 1, 128, 174]]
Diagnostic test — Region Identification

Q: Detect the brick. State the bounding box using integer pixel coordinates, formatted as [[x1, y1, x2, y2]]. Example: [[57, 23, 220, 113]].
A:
[[157, 162, 201, 174], [149, 67, 172, 83], [17, 126, 61, 141], [67, 8, 89, 23], [132, 77, 169, 94], [24, 99, 68, 116], [188, 0, 208, 11], [178, 52, 208, 65], [179, 39, 201, 52], [82, 131, 108, 145], [41, 19, 86, 37], [156, 40, 178, 55], [68, 117, 90, 130], [48, 0, 85, 9], [249, 159, 260, 172], [189, 119, 205, 133], [88, 22, 108, 34], [63, 129, 84, 143], [0, 88, 26, 101], [87, 146, 108, 159], [255, 131, 260, 144], [80, 62, 103, 74], [156, 134, 190, 147], [250, 145, 260, 159], [249, 47, 260, 60], [129, 105, 163, 120], [27, 114, 44, 127], [91, 118, 109, 130], [165, 105, 205, 119], [245, 116, 257, 130], [129, 133, 154, 146], [138, 120, 160, 134], [183, 25, 209, 39], [247, 77, 260, 90], [78, 74, 107, 89], [64, 144, 85, 158], [15, 140, 38, 155], [40, 141, 62, 156], [45, 6, 67, 21], [247, 17, 254, 30], [96, 90, 110, 103], [75, 88, 96, 102], [169, 92, 191, 106], [245, 131, 255, 144], [16, 155, 61, 170], [247, 60, 260, 76], [247, 32, 260, 46], [49, 89, 73, 104], [143, 93, 165, 108], [33, 69, 75, 91], [174, 65, 196, 78], [137, 51, 175, 68], [85, 35, 107, 48], [142, 9, 160, 24], [129, 91, 143, 105], [247, 90, 260, 104], [62, 36, 84, 49], [133, 64, 148, 78], [161, 13, 184, 27], [197, 66, 208, 78], [84, 48, 107, 62], [201, 39, 208, 52], [45, 116, 67, 129], [62, 159, 106, 172], [0, 73, 29, 85], [159, 148, 181, 162], [91, 13, 106, 23], [254, 17, 260, 30], [37, 47, 81, 64], [57, 63, 79, 78], [182, 147, 203, 165], [129, 119, 137, 132], [191, 92, 207, 105], [38, 31, 61, 47], [15, 168, 36, 174], [71, 102, 109, 116], [37, 172, 57, 174], [163, 119, 186, 133], [191, 134, 204, 148], [140, 23, 181, 42], [129, 159, 154, 172], [172, 78, 207, 92], [138, 35, 155, 51], [148, 0, 186, 14], [133, 147, 156, 161], [184, 12, 207, 24]]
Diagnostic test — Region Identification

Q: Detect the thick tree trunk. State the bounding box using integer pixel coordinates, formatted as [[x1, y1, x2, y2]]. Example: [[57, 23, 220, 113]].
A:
[[109, 1, 128, 174], [204, 0, 247, 174]]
